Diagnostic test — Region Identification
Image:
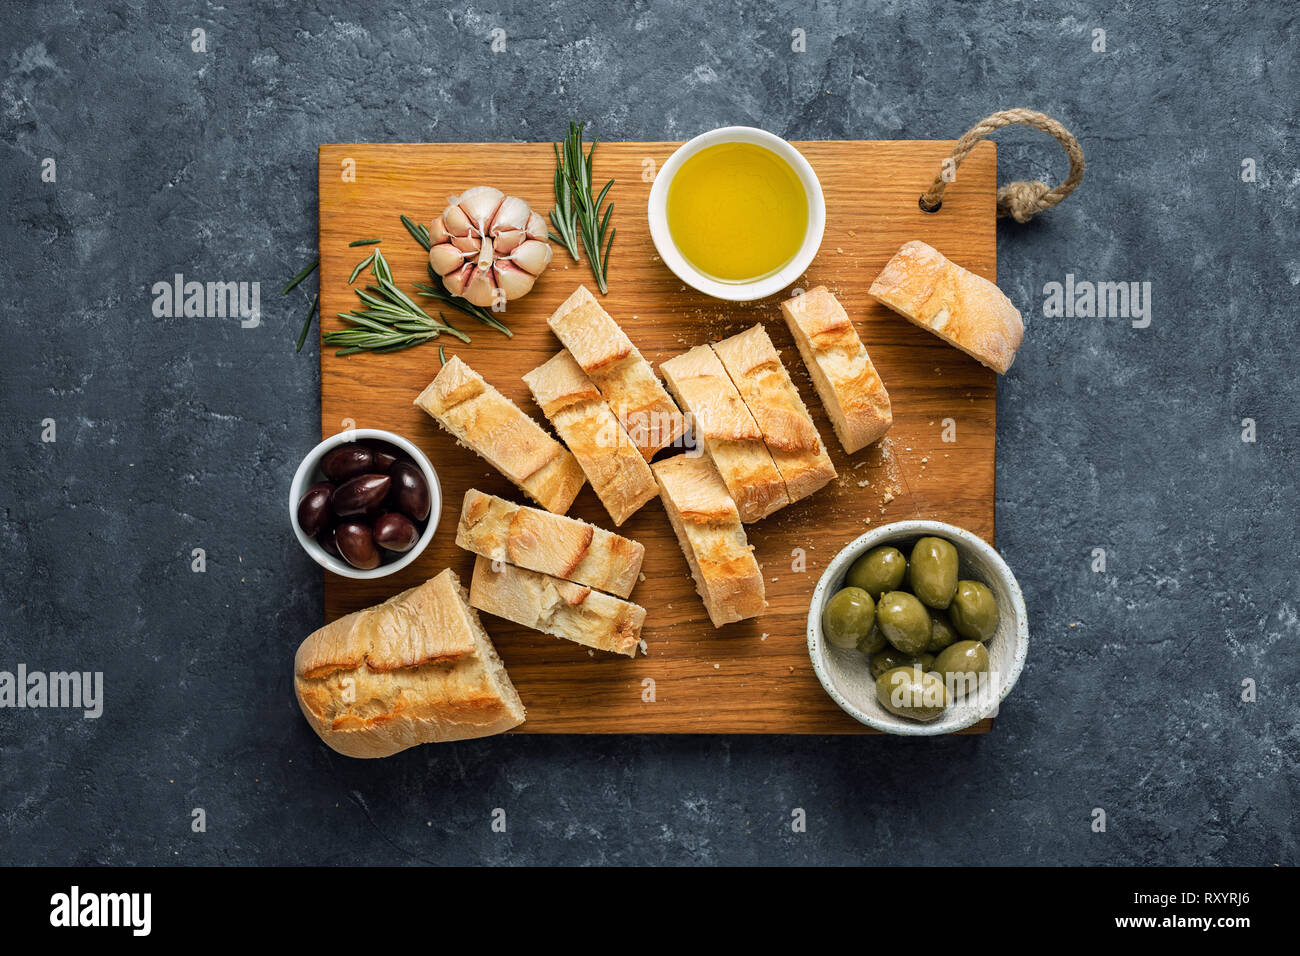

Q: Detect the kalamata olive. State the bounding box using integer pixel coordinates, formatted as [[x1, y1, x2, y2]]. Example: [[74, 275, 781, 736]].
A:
[[296, 481, 333, 537], [317, 526, 341, 558], [389, 461, 430, 521], [335, 520, 380, 570], [362, 439, 406, 473], [320, 443, 374, 482], [373, 512, 419, 552], [331, 473, 391, 517]]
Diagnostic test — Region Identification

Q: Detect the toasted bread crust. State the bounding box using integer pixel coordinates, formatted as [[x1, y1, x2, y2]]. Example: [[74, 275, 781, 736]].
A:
[[455, 488, 645, 598], [711, 324, 837, 504], [652, 454, 766, 628], [523, 350, 659, 526], [869, 240, 1024, 374], [547, 285, 685, 460], [779, 287, 892, 454], [293, 570, 525, 757], [468, 554, 645, 657], [660, 344, 790, 523], [414, 355, 585, 513]]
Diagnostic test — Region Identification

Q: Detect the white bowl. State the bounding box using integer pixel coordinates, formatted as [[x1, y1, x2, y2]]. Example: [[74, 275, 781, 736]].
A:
[[808, 520, 1029, 735], [289, 428, 442, 580], [647, 126, 826, 302]]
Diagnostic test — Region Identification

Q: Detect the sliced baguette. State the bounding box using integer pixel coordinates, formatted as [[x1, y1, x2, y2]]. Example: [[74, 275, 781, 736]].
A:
[[652, 453, 766, 628], [468, 553, 645, 657], [522, 349, 659, 526], [659, 344, 789, 523], [711, 324, 837, 504], [414, 355, 585, 514], [869, 240, 1024, 374], [547, 285, 685, 460], [294, 569, 525, 757], [455, 488, 645, 598], [779, 286, 892, 454]]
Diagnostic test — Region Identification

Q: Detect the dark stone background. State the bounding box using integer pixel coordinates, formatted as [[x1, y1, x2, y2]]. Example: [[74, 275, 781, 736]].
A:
[[1, 0, 1295, 865]]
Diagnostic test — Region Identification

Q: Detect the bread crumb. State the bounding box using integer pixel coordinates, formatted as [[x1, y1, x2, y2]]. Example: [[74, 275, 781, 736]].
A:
[[761, 633, 769, 641], [883, 491, 895, 504], [713, 663, 720, 670]]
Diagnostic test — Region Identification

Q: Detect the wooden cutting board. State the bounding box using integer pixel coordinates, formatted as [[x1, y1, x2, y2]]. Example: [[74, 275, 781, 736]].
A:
[[317, 139, 997, 734]]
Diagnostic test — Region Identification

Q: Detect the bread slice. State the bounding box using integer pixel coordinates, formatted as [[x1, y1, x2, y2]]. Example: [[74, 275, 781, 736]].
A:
[[294, 569, 525, 757], [711, 324, 837, 504], [469, 554, 645, 657], [522, 350, 659, 526], [779, 287, 892, 454], [547, 285, 685, 460], [869, 240, 1024, 374], [455, 488, 645, 598], [652, 453, 766, 628], [659, 344, 790, 523], [414, 355, 585, 514]]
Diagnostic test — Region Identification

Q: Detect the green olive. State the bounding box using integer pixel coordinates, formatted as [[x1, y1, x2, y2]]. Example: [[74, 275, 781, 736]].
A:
[[948, 580, 999, 641], [926, 611, 960, 653], [822, 587, 876, 649], [870, 647, 919, 679], [932, 640, 990, 703], [846, 546, 908, 599], [857, 625, 887, 656], [909, 537, 959, 608], [876, 590, 933, 655], [875, 666, 948, 721]]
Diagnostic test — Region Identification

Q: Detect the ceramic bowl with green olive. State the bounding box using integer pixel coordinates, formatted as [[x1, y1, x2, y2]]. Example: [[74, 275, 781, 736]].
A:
[[808, 520, 1028, 735]]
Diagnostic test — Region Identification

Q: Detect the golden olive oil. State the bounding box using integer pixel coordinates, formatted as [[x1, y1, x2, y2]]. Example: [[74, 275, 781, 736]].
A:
[[666, 142, 808, 282]]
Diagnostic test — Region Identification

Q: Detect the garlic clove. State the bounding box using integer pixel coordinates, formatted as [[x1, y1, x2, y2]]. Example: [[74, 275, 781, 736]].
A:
[[442, 262, 474, 297], [492, 196, 532, 234], [451, 235, 479, 254], [495, 261, 538, 300], [442, 203, 472, 237], [493, 229, 526, 255], [463, 267, 499, 307], [457, 186, 505, 231], [509, 239, 554, 275], [525, 211, 548, 240], [430, 217, 451, 245], [430, 242, 468, 277]]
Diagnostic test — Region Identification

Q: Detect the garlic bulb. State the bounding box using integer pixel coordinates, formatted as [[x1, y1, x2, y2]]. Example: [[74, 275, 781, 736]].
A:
[[429, 186, 553, 307]]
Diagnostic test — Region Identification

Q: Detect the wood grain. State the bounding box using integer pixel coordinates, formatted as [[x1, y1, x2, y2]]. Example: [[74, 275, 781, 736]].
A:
[[318, 140, 998, 734]]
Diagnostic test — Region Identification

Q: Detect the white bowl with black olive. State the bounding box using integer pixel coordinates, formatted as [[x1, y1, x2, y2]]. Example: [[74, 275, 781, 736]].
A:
[[807, 520, 1029, 735], [289, 428, 441, 579]]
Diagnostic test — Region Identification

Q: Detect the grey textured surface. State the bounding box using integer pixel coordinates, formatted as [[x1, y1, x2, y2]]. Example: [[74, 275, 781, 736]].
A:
[[1, 0, 1296, 866]]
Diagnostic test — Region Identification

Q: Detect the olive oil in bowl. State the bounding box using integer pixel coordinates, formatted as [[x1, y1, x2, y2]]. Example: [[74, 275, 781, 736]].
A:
[[666, 141, 809, 283]]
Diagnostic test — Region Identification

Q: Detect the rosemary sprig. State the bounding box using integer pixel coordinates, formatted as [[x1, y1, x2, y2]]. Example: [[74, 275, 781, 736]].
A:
[[400, 214, 431, 251], [348, 237, 382, 246], [399, 213, 513, 338], [294, 294, 319, 353], [549, 141, 580, 261], [553, 121, 615, 293], [281, 257, 318, 295], [323, 246, 470, 357]]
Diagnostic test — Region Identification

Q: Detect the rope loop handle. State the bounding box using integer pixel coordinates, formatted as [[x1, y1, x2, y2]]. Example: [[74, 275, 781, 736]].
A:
[[920, 108, 1085, 222]]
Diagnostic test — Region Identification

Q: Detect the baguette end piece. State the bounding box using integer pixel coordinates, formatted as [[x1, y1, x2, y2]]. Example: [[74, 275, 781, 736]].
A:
[[869, 240, 1024, 375], [294, 569, 525, 758]]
